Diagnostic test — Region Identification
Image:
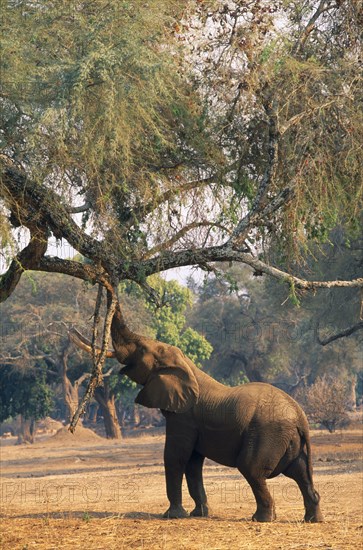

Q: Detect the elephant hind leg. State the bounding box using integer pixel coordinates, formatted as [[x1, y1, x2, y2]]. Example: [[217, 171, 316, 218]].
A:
[[242, 473, 276, 522], [237, 441, 278, 522], [185, 451, 209, 517], [283, 454, 323, 522]]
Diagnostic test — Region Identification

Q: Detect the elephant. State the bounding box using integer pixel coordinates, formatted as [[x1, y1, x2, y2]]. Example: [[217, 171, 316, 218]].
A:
[[70, 298, 323, 523]]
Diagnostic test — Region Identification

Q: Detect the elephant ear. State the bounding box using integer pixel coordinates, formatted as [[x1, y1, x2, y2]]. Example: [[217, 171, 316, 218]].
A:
[[135, 363, 199, 413]]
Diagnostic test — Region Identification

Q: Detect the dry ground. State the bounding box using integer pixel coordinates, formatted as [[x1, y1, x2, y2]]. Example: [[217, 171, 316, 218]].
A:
[[0, 425, 362, 550]]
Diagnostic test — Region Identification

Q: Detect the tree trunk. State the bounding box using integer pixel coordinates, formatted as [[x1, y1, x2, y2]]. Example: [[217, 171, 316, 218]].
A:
[[132, 404, 141, 427], [60, 344, 80, 423], [347, 373, 357, 411], [94, 383, 122, 439], [87, 402, 99, 424], [17, 415, 35, 444], [62, 375, 80, 422]]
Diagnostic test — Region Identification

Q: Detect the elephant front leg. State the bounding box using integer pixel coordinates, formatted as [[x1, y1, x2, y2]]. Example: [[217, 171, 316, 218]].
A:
[[185, 451, 209, 517], [163, 439, 190, 519]]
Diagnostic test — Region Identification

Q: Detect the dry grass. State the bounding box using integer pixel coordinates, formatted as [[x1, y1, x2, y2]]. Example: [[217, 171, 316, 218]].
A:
[[0, 426, 362, 549]]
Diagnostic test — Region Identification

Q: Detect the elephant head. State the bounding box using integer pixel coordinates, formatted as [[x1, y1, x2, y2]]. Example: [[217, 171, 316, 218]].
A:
[[69, 303, 199, 413], [128, 342, 200, 413]]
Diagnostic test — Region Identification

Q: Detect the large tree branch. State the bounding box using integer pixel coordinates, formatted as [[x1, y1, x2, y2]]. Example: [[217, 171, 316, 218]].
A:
[[317, 321, 363, 345], [0, 226, 48, 302], [1, 253, 110, 303], [38, 257, 110, 284], [132, 244, 363, 290], [1, 159, 107, 267]]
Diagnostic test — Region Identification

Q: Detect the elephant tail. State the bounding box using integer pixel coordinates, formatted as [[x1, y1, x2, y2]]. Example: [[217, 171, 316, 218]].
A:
[[300, 426, 320, 505]]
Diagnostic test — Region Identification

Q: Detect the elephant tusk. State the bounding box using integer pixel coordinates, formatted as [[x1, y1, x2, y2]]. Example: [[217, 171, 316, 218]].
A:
[[68, 327, 116, 358]]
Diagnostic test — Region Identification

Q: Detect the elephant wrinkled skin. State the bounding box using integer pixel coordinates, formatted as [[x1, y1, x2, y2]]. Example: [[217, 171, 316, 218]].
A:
[[70, 300, 323, 523]]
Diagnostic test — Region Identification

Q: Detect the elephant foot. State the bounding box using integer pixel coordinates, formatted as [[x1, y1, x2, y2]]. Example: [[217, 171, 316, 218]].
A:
[[304, 508, 324, 523], [252, 508, 276, 522], [190, 504, 209, 517], [163, 505, 189, 519]]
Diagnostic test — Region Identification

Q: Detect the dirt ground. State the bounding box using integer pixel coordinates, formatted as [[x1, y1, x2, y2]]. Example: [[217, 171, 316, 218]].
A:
[[0, 425, 362, 550]]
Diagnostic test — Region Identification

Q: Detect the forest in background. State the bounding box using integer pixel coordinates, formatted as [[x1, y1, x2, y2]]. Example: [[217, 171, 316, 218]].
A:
[[1, 226, 361, 442]]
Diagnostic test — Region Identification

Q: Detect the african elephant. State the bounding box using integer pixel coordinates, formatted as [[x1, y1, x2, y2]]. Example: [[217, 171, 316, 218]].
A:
[[70, 299, 323, 523]]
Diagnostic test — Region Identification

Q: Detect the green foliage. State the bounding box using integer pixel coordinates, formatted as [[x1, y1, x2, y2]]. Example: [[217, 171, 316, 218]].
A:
[[188, 1, 362, 257], [217, 372, 249, 387], [0, 364, 53, 422], [107, 368, 138, 405], [1, 0, 212, 241], [122, 275, 213, 368], [179, 327, 213, 369]]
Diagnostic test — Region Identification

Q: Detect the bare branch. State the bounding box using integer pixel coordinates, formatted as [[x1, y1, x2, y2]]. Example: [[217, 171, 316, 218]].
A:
[[135, 245, 363, 290], [0, 226, 48, 302], [69, 286, 118, 433], [67, 201, 92, 214], [74, 372, 91, 387], [317, 321, 363, 345], [145, 221, 230, 259], [68, 327, 116, 358], [295, 1, 340, 54]]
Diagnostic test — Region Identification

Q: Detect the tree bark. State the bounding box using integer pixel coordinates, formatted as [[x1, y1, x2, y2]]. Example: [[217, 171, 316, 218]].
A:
[[131, 404, 141, 427], [94, 382, 122, 439], [60, 344, 80, 423], [17, 415, 35, 444], [347, 373, 357, 411], [88, 402, 99, 424]]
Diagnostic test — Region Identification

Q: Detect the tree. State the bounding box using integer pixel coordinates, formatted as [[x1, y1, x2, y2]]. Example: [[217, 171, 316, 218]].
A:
[[0, 271, 102, 422], [296, 375, 350, 433], [0, 2, 362, 423], [1, 1, 361, 297], [0, 363, 53, 443], [0, 271, 153, 437], [189, 227, 362, 401]]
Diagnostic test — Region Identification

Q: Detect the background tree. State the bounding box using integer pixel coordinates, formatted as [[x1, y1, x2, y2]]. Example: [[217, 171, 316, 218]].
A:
[[132, 276, 213, 368], [0, 272, 101, 422], [0, 271, 213, 439], [296, 375, 350, 433], [189, 227, 362, 403], [0, 363, 52, 443]]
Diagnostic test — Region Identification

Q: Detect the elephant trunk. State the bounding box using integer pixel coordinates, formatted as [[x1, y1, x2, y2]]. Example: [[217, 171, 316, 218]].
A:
[[68, 327, 116, 358], [106, 294, 143, 363]]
